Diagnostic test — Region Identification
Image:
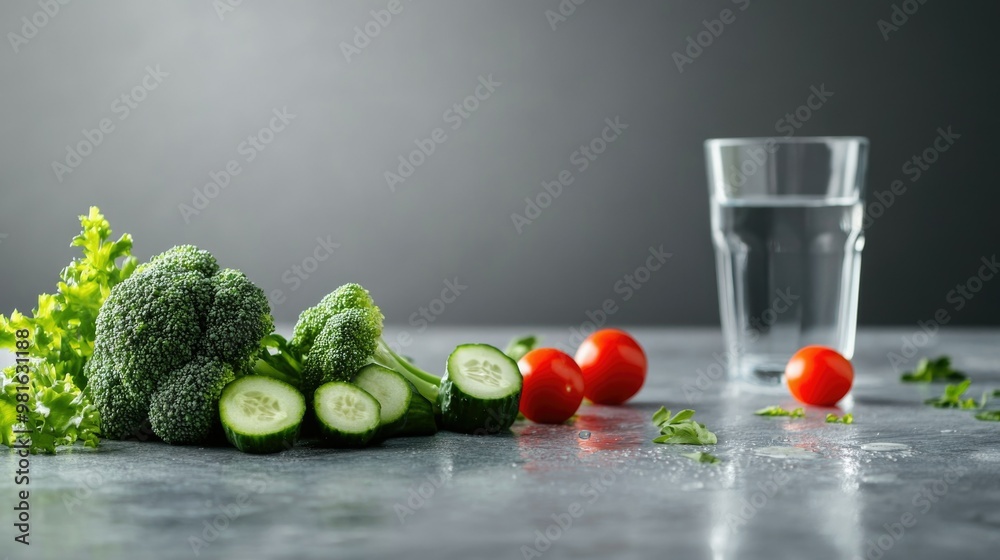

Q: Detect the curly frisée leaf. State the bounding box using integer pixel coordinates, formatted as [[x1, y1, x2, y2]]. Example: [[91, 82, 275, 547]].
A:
[[1, 363, 101, 454], [1, 207, 135, 452]]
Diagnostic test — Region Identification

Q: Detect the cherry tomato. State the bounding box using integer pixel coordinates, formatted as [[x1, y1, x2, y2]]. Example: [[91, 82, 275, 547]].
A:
[[517, 348, 585, 424], [785, 345, 854, 406], [574, 329, 647, 405]]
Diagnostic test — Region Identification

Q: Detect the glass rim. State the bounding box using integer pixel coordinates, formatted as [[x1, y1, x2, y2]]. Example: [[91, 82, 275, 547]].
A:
[[705, 136, 869, 148]]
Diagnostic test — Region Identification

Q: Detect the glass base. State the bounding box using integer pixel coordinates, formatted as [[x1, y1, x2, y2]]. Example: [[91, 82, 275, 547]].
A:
[[735, 358, 786, 385]]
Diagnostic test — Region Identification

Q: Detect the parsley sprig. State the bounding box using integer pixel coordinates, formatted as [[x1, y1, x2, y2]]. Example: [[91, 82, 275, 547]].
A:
[[755, 405, 805, 418], [680, 451, 721, 464], [924, 380, 978, 409], [901, 356, 966, 383], [651, 407, 717, 445]]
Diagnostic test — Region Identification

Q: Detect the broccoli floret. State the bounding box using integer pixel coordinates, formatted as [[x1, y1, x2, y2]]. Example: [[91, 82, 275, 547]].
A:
[[290, 283, 383, 353], [256, 283, 439, 403], [301, 308, 381, 393], [149, 358, 235, 444], [85, 245, 273, 443]]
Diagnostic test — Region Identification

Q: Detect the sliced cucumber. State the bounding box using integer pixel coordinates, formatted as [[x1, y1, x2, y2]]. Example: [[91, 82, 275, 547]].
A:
[[314, 381, 381, 447], [353, 364, 409, 435], [219, 376, 305, 454], [438, 344, 522, 434], [354, 364, 437, 438]]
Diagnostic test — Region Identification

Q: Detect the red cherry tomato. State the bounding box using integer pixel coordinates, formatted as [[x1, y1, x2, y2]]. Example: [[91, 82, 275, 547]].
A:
[[785, 345, 854, 406], [517, 348, 585, 424], [574, 329, 647, 405]]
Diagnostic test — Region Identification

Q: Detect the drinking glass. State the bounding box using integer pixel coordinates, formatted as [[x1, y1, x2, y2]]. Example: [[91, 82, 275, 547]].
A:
[[704, 136, 869, 383]]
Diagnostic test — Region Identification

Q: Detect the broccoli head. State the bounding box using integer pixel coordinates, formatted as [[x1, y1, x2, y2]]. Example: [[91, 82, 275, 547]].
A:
[[85, 245, 272, 443]]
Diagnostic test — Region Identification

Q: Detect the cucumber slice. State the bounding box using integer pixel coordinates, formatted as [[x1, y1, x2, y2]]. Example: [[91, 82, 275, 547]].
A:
[[219, 376, 305, 454], [314, 381, 381, 447], [438, 344, 522, 434], [354, 364, 409, 435], [354, 364, 437, 438]]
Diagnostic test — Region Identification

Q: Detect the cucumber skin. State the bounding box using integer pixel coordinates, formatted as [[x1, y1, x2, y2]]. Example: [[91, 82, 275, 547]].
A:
[[316, 419, 377, 448], [220, 376, 305, 454], [223, 422, 299, 454], [438, 380, 520, 434], [396, 392, 438, 436], [438, 344, 523, 435]]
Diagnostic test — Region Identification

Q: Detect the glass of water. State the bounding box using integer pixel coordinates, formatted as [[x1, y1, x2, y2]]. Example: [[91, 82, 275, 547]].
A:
[[704, 136, 869, 383]]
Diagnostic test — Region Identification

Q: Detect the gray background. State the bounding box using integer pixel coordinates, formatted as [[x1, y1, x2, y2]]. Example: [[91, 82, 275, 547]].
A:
[[0, 0, 996, 327]]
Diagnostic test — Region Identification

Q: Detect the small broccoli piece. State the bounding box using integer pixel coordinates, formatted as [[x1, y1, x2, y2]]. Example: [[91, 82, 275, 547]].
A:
[[290, 283, 383, 353], [301, 308, 381, 393], [149, 358, 235, 444], [256, 283, 439, 403], [86, 245, 273, 444]]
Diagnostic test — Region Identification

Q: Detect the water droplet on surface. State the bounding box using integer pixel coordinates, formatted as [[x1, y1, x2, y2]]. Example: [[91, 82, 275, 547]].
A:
[[578, 430, 591, 439], [754, 446, 818, 460], [861, 473, 898, 484], [860, 442, 910, 452]]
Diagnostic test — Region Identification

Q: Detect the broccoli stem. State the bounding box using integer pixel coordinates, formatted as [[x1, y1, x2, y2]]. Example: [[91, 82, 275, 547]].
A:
[[373, 340, 440, 403], [252, 359, 303, 389]]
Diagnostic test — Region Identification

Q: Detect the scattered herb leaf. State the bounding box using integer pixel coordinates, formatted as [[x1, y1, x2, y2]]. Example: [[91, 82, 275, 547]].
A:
[[901, 356, 966, 383], [651, 407, 717, 445], [825, 413, 854, 424], [504, 334, 538, 362], [755, 405, 805, 418], [974, 410, 1000, 422], [680, 451, 721, 464], [924, 380, 979, 409]]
